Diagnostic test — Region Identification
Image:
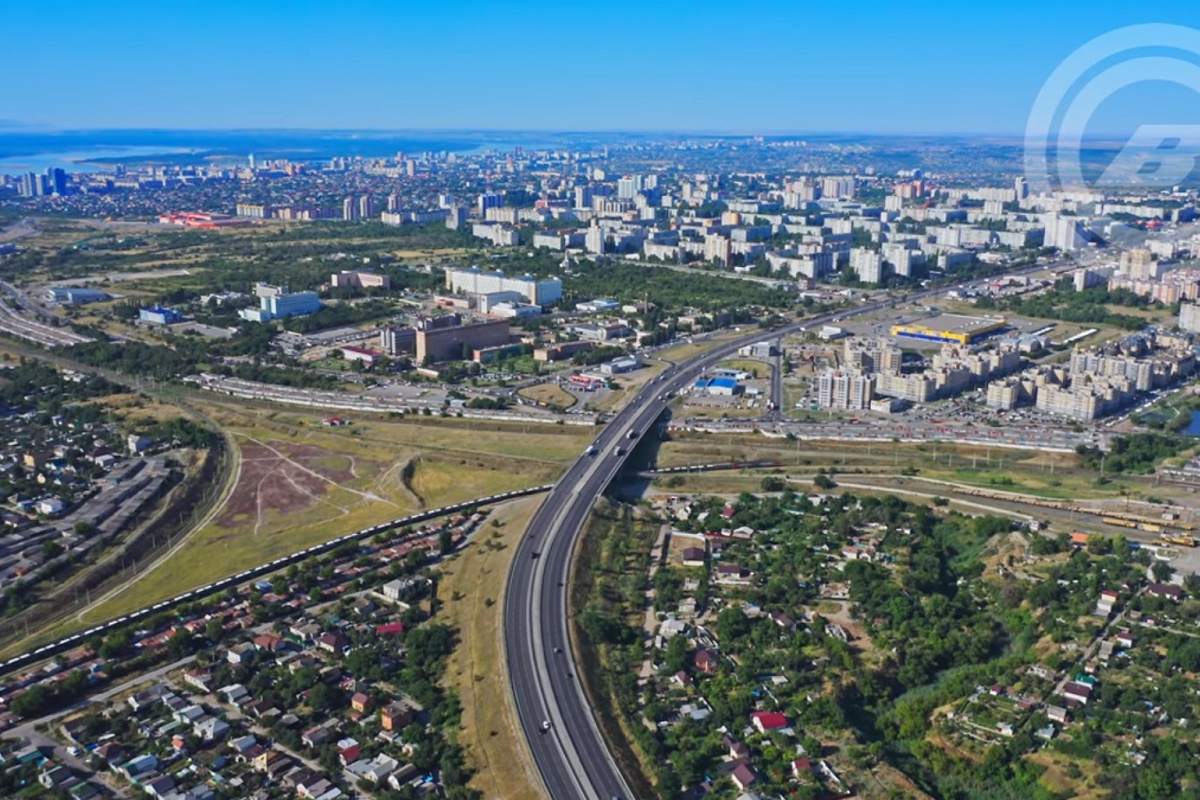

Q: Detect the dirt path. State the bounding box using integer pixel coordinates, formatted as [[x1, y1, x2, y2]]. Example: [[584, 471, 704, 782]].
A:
[[242, 435, 399, 506]]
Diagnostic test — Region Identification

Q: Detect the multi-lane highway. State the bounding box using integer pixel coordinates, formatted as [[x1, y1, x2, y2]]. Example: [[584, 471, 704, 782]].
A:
[[0, 282, 92, 348], [503, 263, 1065, 799], [504, 311, 873, 799]]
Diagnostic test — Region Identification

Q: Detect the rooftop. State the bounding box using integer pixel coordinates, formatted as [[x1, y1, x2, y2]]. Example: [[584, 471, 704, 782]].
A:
[[913, 312, 1007, 336]]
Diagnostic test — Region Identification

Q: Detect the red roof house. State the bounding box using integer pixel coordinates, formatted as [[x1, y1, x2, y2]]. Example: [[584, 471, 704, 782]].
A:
[[750, 710, 789, 733], [375, 621, 405, 636]]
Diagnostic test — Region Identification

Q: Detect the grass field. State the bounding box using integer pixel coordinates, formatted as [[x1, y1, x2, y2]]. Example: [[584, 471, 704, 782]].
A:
[[656, 329, 747, 364], [651, 432, 1189, 504], [49, 401, 587, 632], [1025, 750, 1105, 799], [782, 378, 811, 417], [718, 358, 769, 377], [680, 402, 767, 420], [440, 495, 545, 800], [81, 392, 196, 426], [198, 397, 594, 462], [1103, 303, 1171, 322]]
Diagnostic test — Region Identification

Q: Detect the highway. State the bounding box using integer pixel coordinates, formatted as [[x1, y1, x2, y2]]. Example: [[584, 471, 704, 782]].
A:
[[504, 311, 876, 800], [503, 262, 1064, 800], [0, 282, 92, 348]]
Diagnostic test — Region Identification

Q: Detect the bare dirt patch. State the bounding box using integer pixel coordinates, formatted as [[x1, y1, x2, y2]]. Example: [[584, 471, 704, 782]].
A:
[[215, 438, 376, 530], [517, 382, 577, 409]]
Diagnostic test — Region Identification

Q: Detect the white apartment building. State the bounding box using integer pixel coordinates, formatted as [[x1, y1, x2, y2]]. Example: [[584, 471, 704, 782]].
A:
[[1181, 302, 1200, 333], [850, 248, 884, 284], [1043, 212, 1087, 252], [817, 370, 874, 410]]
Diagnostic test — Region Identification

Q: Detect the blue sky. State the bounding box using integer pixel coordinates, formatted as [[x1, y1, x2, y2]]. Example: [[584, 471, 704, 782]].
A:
[[3, 0, 1199, 135]]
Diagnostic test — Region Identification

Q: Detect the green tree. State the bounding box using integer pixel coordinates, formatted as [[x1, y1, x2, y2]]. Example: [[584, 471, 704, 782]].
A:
[[662, 634, 688, 674], [760, 476, 785, 492], [813, 474, 836, 490]]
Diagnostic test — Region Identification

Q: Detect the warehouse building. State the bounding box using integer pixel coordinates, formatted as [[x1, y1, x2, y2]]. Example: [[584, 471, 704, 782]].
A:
[[139, 306, 183, 325], [890, 314, 1006, 346], [45, 287, 110, 305], [694, 377, 744, 396]]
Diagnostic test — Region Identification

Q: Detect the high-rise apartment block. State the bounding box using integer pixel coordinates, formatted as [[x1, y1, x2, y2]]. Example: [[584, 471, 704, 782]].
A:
[[1181, 302, 1200, 333], [1120, 248, 1161, 281], [477, 193, 504, 215], [850, 248, 883, 284], [817, 371, 874, 410]]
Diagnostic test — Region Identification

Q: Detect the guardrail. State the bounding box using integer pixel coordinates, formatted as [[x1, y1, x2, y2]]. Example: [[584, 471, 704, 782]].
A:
[[640, 460, 784, 474]]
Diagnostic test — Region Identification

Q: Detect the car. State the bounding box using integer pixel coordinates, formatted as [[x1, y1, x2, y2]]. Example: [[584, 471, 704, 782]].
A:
[[554, 646, 561, 653], [541, 720, 551, 732], [531, 551, 540, 559]]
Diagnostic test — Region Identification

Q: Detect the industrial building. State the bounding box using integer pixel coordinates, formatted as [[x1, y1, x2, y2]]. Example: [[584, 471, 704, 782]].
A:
[[157, 211, 251, 229], [444, 267, 562, 307], [416, 318, 511, 364], [694, 377, 743, 396], [379, 326, 416, 355], [330, 270, 391, 290], [45, 287, 110, 305], [575, 298, 621, 314], [474, 343, 525, 363], [487, 301, 542, 319], [139, 306, 183, 325], [738, 341, 777, 359], [238, 284, 322, 322], [534, 341, 595, 362], [890, 314, 1007, 346], [597, 356, 641, 375], [341, 345, 380, 364]]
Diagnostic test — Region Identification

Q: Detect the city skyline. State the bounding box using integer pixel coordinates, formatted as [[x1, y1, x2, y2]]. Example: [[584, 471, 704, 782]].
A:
[[4, 1, 1200, 135]]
